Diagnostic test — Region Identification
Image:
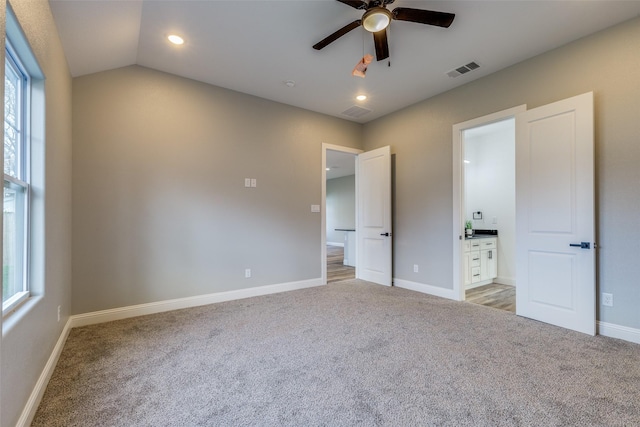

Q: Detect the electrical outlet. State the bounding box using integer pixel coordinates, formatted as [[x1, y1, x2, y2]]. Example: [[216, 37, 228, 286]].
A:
[[602, 293, 613, 307], [245, 268, 251, 278], [57, 305, 61, 322], [413, 264, 419, 273]]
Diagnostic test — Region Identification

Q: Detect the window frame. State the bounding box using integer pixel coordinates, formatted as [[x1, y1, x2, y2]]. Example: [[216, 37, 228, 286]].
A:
[[3, 39, 32, 315]]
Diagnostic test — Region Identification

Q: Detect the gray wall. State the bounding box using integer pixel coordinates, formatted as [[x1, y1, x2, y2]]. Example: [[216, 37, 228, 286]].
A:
[[326, 175, 356, 245], [4, 8, 640, 426], [362, 17, 640, 329], [72, 65, 362, 314], [1, 0, 73, 426]]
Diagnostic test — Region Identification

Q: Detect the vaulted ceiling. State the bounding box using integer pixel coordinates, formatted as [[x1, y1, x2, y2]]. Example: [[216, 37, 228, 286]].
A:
[[49, 0, 640, 123]]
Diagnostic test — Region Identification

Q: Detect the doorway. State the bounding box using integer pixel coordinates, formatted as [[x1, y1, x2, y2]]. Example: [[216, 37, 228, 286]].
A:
[[452, 105, 526, 306], [321, 143, 393, 287], [326, 149, 357, 283], [321, 144, 362, 284], [462, 118, 517, 312]]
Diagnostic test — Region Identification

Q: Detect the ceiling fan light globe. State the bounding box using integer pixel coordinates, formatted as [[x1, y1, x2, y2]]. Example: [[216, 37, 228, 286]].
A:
[[362, 8, 391, 33]]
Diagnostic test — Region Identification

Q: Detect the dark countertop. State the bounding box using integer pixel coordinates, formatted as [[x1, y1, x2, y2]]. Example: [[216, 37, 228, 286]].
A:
[[465, 230, 498, 240]]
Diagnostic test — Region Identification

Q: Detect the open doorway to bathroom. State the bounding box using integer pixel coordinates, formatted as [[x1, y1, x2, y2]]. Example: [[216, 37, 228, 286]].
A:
[[325, 149, 357, 283], [461, 118, 517, 312]]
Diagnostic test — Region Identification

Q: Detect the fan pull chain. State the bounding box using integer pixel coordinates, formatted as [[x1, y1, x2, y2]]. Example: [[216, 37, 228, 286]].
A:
[[387, 24, 391, 67]]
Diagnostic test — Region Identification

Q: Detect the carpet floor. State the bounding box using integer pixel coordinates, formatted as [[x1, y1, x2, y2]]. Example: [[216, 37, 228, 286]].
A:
[[32, 280, 640, 426]]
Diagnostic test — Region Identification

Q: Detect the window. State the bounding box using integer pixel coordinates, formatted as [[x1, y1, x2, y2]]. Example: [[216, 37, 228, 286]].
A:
[[3, 40, 30, 313]]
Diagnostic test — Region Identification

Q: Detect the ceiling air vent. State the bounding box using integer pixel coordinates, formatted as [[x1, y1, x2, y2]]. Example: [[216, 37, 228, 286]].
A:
[[446, 61, 480, 78], [341, 105, 372, 119]]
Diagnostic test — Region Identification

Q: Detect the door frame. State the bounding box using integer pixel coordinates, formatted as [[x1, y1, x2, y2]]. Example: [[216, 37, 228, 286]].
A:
[[452, 105, 526, 300], [321, 143, 363, 284]]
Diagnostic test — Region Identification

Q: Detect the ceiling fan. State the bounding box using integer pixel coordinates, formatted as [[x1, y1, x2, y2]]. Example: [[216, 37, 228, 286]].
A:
[[313, 0, 455, 61]]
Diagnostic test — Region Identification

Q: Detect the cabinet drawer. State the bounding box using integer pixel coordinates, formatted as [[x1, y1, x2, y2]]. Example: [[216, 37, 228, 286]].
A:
[[469, 241, 481, 250], [481, 239, 497, 249], [471, 267, 481, 283], [470, 255, 481, 267]]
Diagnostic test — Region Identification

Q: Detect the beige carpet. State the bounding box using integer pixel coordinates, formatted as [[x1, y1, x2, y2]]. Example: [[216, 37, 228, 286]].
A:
[[32, 280, 640, 426]]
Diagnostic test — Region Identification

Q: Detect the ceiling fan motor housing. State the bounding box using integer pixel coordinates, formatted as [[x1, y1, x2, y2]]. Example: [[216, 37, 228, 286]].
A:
[[362, 7, 392, 32]]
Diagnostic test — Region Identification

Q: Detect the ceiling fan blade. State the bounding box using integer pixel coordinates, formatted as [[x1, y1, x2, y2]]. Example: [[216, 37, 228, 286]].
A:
[[337, 0, 368, 10], [373, 29, 389, 61], [392, 8, 455, 28], [313, 20, 362, 50]]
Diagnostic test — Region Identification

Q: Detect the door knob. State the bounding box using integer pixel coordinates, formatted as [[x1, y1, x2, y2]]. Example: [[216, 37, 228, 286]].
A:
[[380, 232, 390, 237], [569, 242, 590, 249]]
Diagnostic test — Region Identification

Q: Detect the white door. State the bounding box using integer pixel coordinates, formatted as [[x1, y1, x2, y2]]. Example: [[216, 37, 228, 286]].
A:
[[515, 92, 595, 335], [357, 146, 392, 286]]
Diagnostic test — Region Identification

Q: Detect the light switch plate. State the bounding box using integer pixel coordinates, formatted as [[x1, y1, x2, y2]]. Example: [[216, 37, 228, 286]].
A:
[[244, 178, 251, 187], [251, 178, 257, 188], [311, 205, 320, 213]]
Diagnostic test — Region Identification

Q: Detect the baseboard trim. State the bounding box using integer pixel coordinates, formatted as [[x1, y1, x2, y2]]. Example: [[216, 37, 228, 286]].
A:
[[327, 242, 344, 247], [598, 321, 640, 344], [394, 278, 458, 301], [465, 279, 493, 290], [70, 278, 324, 328], [16, 318, 73, 427], [495, 276, 516, 286]]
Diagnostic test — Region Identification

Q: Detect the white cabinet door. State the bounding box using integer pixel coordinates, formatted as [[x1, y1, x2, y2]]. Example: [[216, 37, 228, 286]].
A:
[[481, 249, 497, 281], [516, 92, 595, 335]]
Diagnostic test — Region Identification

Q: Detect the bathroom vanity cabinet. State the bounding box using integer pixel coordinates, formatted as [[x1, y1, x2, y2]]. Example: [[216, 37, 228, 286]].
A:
[[464, 237, 497, 289]]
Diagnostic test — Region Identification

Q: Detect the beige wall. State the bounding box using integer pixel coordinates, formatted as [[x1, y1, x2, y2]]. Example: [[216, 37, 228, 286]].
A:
[[1, 0, 73, 426], [72, 65, 362, 314], [363, 17, 640, 329]]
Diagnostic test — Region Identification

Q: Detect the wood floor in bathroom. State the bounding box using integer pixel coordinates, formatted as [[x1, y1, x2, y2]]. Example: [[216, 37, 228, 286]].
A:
[[327, 245, 355, 283], [466, 283, 516, 313]]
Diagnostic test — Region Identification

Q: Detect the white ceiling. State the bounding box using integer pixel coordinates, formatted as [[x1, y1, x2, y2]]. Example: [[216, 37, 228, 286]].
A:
[[326, 150, 356, 180], [49, 0, 640, 123]]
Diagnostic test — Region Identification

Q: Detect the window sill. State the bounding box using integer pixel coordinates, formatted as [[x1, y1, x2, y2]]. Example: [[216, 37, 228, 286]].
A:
[[2, 295, 42, 337], [2, 291, 30, 316]]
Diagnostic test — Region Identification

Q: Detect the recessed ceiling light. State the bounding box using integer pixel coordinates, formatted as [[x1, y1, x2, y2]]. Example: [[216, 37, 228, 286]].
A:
[[356, 95, 367, 101], [168, 34, 184, 45]]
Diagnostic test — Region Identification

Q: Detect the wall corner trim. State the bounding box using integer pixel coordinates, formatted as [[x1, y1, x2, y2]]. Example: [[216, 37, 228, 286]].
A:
[[394, 278, 460, 301], [597, 321, 640, 345], [16, 319, 73, 427]]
